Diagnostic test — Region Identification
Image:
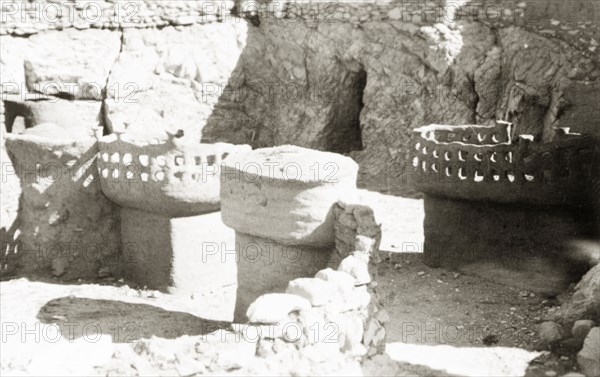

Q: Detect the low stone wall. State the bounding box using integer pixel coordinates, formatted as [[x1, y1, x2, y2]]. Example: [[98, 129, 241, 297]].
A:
[[232, 200, 387, 360], [1, 0, 235, 35]]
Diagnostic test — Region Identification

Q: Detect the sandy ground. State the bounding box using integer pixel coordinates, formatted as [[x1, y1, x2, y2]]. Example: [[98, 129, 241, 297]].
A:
[[0, 193, 583, 376]]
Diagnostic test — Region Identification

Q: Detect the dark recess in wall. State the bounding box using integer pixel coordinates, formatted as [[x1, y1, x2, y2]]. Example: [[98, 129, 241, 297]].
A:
[[325, 68, 366, 154]]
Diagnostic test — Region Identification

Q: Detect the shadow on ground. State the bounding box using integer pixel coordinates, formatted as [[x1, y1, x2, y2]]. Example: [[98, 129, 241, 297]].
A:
[[37, 297, 231, 343]]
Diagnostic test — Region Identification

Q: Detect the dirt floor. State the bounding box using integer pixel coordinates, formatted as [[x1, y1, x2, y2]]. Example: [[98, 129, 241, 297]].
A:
[[0, 194, 585, 376], [2, 255, 578, 376]]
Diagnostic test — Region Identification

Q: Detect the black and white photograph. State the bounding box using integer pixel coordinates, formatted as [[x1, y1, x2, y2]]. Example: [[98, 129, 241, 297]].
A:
[[0, 0, 599, 376]]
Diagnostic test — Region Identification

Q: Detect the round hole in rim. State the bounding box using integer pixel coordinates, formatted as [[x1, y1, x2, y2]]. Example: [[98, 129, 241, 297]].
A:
[[139, 155, 149, 167], [122, 153, 133, 164], [156, 156, 167, 167], [110, 152, 120, 163]]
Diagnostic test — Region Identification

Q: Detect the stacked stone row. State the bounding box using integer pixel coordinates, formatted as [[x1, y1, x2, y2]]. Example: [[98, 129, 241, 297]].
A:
[[2, 0, 598, 57], [235, 231, 387, 359], [0, 0, 235, 35], [537, 263, 600, 377], [0, 0, 556, 35]]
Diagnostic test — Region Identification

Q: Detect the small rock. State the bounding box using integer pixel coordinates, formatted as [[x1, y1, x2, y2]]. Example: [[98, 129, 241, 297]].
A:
[[272, 338, 288, 353], [147, 290, 161, 299], [340, 314, 365, 353], [354, 235, 376, 254], [173, 15, 196, 26], [387, 7, 402, 20], [175, 358, 205, 376], [98, 267, 111, 278], [375, 309, 390, 323], [338, 255, 371, 285], [551, 265, 600, 328], [286, 278, 337, 306], [572, 320, 595, 343], [417, 271, 425, 276], [577, 327, 600, 377], [256, 339, 274, 358], [246, 293, 311, 323], [539, 321, 565, 347], [329, 285, 371, 312], [482, 334, 499, 345], [51, 258, 68, 277], [315, 268, 355, 292], [544, 371, 557, 377]]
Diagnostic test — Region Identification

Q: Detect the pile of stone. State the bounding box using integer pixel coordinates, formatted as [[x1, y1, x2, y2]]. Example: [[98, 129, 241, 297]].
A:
[[538, 264, 600, 377], [239, 230, 387, 359]]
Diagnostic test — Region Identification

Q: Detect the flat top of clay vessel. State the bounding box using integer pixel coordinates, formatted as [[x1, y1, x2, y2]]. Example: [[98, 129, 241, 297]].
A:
[[223, 144, 358, 184]]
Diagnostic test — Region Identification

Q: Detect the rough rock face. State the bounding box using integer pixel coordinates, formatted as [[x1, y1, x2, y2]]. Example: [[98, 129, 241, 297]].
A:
[[577, 327, 600, 377], [551, 264, 600, 328], [24, 29, 121, 99], [332, 201, 382, 263], [200, 0, 600, 193], [0, 100, 20, 232], [105, 23, 247, 138]]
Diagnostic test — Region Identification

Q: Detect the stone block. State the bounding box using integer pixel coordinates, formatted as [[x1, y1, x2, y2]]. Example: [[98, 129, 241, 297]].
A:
[[332, 201, 382, 260], [577, 327, 600, 377]]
